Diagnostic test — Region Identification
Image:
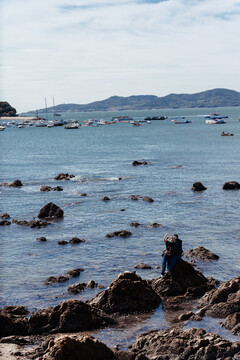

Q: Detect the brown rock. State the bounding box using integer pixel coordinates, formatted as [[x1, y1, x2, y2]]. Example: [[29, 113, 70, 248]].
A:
[[0, 306, 29, 338], [45, 276, 58, 285], [134, 263, 153, 269], [0, 212, 10, 219], [88, 271, 161, 314], [40, 185, 51, 192], [38, 202, 64, 219], [87, 280, 98, 289], [132, 160, 149, 166], [42, 335, 115, 360], [54, 173, 75, 180], [80, 193, 88, 197], [12, 219, 50, 228], [0, 220, 11, 226], [223, 181, 240, 190], [28, 300, 114, 334], [8, 179, 23, 187], [128, 328, 240, 360], [58, 240, 68, 245], [52, 186, 63, 191], [142, 196, 154, 202], [130, 195, 141, 200], [105, 230, 132, 238], [69, 237, 86, 244], [36, 237, 47, 242], [130, 222, 141, 227], [149, 222, 162, 227], [67, 269, 84, 277], [150, 259, 212, 298], [223, 312, 240, 335], [185, 246, 219, 261], [68, 283, 87, 294], [192, 182, 207, 191], [102, 196, 110, 201]]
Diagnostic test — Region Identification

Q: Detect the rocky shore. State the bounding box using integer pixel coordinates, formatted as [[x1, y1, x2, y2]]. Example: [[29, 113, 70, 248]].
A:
[[1, 257, 239, 359]]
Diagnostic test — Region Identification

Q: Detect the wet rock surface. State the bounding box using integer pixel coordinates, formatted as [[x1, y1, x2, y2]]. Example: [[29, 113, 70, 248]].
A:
[[134, 263, 153, 269], [191, 182, 207, 191], [0, 179, 23, 187], [0, 220, 11, 226], [106, 230, 132, 238], [38, 202, 64, 219], [197, 276, 240, 334], [40, 185, 63, 192], [102, 196, 111, 201], [36, 237, 47, 242], [223, 181, 240, 190], [127, 328, 240, 360], [69, 237, 86, 244], [150, 259, 214, 298], [54, 173, 75, 180], [0, 306, 29, 338], [132, 160, 149, 166], [45, 269, 83, 285], [42, 335, 116, 360], [0, 212, 10, 219], [12, 219, 50, 228], [130, 195, 154, 202], [88, 272, 161, 314], [185, 246, 219, 261]]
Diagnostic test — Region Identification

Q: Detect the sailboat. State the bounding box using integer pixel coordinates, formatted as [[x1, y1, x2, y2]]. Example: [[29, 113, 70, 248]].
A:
[[53, 97, 61, 117]]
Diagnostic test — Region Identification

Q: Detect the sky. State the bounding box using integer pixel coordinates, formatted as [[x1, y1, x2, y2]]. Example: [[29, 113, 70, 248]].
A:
[[1, 0, 240, 113]]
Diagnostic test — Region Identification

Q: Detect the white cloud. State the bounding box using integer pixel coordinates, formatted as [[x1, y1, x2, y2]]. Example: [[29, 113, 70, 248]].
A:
[[1, 0, 240, 111]]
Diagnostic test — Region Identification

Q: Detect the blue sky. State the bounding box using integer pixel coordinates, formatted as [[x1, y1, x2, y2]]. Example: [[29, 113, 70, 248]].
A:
[[1, 0, 240, 112]]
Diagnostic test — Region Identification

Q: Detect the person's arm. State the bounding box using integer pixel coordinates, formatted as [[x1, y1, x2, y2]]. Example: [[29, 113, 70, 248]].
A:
[[163, 233, 169, 244]]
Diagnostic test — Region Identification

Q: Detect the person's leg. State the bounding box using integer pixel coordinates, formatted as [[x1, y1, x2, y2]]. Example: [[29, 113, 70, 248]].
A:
[[168, 255, 181, 272], [161, 254, 168, 275]]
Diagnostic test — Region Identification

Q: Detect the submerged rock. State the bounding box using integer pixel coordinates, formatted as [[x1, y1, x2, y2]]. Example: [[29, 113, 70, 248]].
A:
[[54, 173, 75, 181], [134, 263, 153, 269], [148, 222, 162, 228], [0, 180, 23, 187], [223, 181, 240, 190], [88, 271, 161, 314], [0, 220, 11, 226], [68, 283, 87, 294], [185, 246, 219, 261], [42, 335, 115, 360], [0, 212, 10, 219], [192, 182, 207, 191], [40, 185, 63, 192], [67, 268, 84, 278], [58, 240, 68, 245], [69, 237, 86, 244], [38, 202, 64, 219], [132, 160, 149, 166], [36, 237, 47, 242], [12, 219, 50, 228], [102, 196, 110, 201], [142, 196, 154, 202], [105, 230, 132, 238]]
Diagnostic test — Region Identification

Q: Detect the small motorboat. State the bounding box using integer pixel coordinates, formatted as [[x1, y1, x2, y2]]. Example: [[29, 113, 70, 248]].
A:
[[173, 120, 192, 124]]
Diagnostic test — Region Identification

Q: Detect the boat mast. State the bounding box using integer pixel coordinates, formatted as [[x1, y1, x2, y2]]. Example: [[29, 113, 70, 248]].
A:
[[45, 97, 48, 121]]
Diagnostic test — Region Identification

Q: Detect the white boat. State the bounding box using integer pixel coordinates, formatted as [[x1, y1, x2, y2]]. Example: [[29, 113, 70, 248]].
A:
[[206, 119, 226, 124], [64, 123, 79, 129], [47, 121, 54, 128], [0, 125, 6, 131]]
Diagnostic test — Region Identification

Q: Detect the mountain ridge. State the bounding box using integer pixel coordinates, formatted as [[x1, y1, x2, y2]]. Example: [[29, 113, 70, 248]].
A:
[[30, 88, 240, 113]]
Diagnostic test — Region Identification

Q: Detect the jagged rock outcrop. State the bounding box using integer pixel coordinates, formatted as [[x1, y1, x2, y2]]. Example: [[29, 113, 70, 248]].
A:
[[197, 276, 240, 334], [88, 272, 161, 314], [127, 328, 240, 360], [38, 202, 64, 219], [185, 246, 219, 261], [223, 181, 240, 190], [150, 259, 214, 298], [191, 182, 207, 191]]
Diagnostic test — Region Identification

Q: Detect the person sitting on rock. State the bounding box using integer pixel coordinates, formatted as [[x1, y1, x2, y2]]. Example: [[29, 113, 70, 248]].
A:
[[161, 233, 175, 275], [168, 234, 183, 272]]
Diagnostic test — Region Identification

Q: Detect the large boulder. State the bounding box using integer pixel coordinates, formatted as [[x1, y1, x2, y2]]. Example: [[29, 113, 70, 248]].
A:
[[88, 272, 161, 314], [150, 259, 213, 298], [127, 328, 240, 360], [28, 300, 114, 335], [197, 276, 240, 325], [42, 335, 115, 360], [191, 182, 207, 191], [223, 181, 240, 190], [38, 202, 64, 219], [0, 306, 29, 338], [185, 246, 219, 261]]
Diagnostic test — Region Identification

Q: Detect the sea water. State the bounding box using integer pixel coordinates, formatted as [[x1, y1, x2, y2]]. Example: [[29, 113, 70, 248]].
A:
[[0, 107, 240, 346]]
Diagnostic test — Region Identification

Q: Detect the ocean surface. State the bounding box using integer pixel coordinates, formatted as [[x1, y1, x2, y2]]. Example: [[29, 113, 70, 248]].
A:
[[0, 107, 240, 348]]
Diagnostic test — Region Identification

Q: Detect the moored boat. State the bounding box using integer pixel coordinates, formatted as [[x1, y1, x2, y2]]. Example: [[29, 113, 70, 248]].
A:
[[64, 123, 80, 129]]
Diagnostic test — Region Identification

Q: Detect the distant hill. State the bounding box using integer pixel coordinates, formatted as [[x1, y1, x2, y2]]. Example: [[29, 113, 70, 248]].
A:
[[30, 88, 240, 113], [0, 102, 17, 117]]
